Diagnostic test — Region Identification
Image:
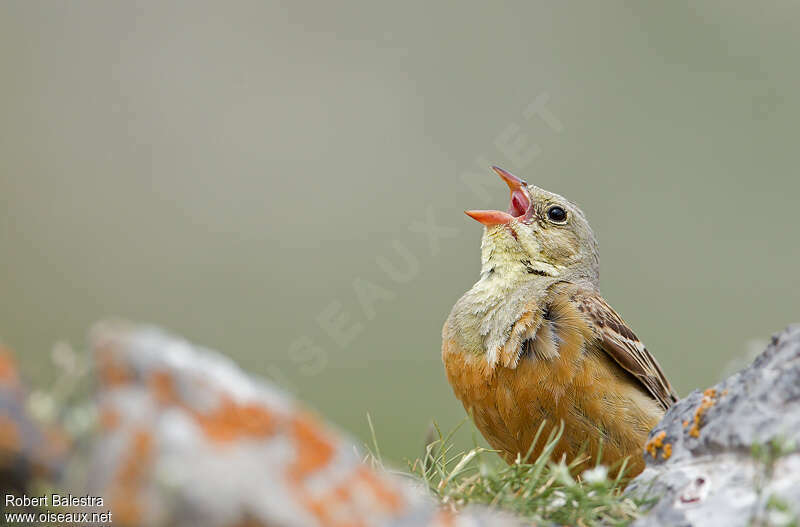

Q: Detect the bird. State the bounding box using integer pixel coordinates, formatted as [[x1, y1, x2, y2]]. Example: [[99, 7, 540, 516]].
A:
[[441, 166, 678, 478]]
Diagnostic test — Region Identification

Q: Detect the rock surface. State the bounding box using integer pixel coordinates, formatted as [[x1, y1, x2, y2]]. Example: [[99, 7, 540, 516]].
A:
[[627, 325, 800, 527], [0, 347, 66, 492], [81, 321, 521, 527], [4, 322, 799, 526]]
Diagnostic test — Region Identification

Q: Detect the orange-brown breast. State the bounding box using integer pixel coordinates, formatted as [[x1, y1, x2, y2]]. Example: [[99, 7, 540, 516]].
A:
[[442, 294, 663, 478]]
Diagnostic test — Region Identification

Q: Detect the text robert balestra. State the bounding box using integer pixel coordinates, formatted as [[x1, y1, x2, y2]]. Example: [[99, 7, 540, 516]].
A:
[[5, 493, 105, 507]]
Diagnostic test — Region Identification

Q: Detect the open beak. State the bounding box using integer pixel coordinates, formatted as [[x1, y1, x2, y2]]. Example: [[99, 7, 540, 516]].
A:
[[465, 166, 531, 226], [464, 209, 516, 226]]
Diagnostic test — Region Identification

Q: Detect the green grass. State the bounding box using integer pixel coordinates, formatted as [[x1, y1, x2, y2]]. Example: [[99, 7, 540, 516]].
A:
[[750, 438, 799, 527], [367, 417, 653, 526]]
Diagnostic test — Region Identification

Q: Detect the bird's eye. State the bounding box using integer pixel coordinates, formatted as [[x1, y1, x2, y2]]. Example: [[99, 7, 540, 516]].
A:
[[546, 205, 567, 224]]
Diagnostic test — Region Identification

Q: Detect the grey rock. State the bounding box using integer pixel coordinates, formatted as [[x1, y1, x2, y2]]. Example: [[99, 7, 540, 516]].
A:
[[80, 321, 523, 527], [0, 348, 66, 493], [628, 325, 800, 527]]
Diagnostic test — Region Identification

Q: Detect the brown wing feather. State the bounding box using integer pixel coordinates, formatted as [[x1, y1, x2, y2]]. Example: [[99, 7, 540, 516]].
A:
[[559, 284, 679, 411]]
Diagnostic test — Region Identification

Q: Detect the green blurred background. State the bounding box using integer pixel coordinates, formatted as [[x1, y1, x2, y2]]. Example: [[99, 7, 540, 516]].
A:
[[1, 1, 798, 463]]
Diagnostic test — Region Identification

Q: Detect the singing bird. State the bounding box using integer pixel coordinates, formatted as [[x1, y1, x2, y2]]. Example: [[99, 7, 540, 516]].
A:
[[442, 167, 678, 478]]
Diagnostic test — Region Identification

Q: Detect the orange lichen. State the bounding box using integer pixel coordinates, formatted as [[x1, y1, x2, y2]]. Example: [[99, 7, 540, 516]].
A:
[[0, 348, 19, 383], [111, 428, 154, 526], [645, 430, 667, 458], [147, 371, 277, 442], [148, 370, 179, 405], [110, 491, 142, 527], [233, 403, 276, 437], [280, 408, 410, 526], [287, 412, 335, 481], [291, 464, 405, 526], [662, 443, 672, 460], [689, 389, 720, 438], [117, 428, 153, 485], [97, 350, 133, 387], [354, 466, 404, 511], [432, 510, 457, 527], [0, 414, 20, 454], [194, 397, 276, 442]]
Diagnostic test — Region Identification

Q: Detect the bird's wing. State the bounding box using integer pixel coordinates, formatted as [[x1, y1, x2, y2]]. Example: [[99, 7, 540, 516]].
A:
[[557, 283, 679, 411]]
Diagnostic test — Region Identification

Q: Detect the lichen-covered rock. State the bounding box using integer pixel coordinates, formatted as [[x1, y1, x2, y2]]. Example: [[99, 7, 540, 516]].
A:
[[0, 347, 67, 492], [85, 322, 521, 527], [627, 325, 800, 527]]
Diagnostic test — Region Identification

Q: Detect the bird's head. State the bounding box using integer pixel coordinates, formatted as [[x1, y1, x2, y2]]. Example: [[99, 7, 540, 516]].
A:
[[466, 167, 599, 286]]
